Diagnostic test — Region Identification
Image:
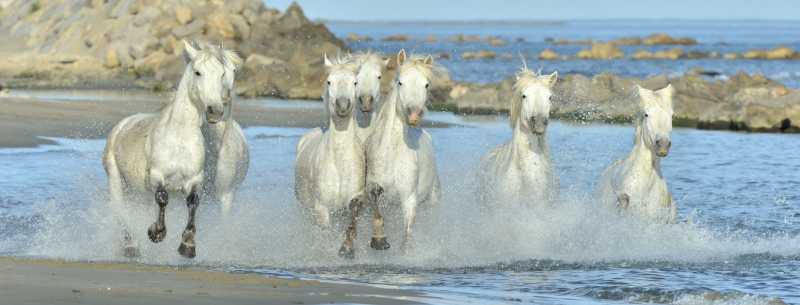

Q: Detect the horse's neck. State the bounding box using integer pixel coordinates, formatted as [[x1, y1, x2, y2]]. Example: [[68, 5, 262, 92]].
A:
[[511, 120, 548, 158], [158, 79, 203, 130], [629, 124, 660, 174], [374, 89, 404, 137]]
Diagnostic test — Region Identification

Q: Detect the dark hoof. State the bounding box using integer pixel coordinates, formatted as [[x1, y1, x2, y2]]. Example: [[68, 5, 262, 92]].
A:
[[178, 242, 196, 258], [123, 245, 141, 258], [370, 237, 390, 250], [338, 246, 355, 259], [147, 223, 166, 243]]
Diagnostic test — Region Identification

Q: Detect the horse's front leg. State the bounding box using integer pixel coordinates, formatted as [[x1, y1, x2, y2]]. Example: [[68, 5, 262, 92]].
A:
[[178, 189, 200, 258], [147, 184, 168, 243], [400, 194, 417, 254], [367, 183, 390, 250], [338, 193, 365, 259]]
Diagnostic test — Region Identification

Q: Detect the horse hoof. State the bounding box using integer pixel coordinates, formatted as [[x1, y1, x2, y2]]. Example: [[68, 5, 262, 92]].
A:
[[370, 237, 390, 250], [338, 246, 355, 259], [147, 224, 166, 243], [178, 243, 196, 258], [123, 245, 141, 258]]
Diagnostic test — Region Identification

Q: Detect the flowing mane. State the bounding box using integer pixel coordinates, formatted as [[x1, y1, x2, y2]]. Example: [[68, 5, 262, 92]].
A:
[[351, 51, 383, 67], [510, 68, 549, 128]]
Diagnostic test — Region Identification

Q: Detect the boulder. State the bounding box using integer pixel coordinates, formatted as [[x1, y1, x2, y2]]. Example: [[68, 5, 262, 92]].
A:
[[576, 43, 624, 60], [743, 47, 797, 60], [609, 37, 642, 45], [538, 49, 561, 60], [104, 47, 120, 68], [487, 36, 506, 46], [346, 33, 372, 42], [632, 48, 684, 60], [206, 12, 236, 40], [643, 33, 697, 45], [461, 50, 496, 60], [382, 34, 410, 42], [449, 34, 482, 43], [174, 5, 192, 25], [424, 35, 438, 43]]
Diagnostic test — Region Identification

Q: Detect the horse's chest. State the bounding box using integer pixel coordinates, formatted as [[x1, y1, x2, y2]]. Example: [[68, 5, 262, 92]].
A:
[[151, 131, 205, 175]]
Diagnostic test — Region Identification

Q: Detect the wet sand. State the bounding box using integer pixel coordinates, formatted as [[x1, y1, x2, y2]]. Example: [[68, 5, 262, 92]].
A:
[[0, 257, 422, 305], [0, 92, 452, 148]]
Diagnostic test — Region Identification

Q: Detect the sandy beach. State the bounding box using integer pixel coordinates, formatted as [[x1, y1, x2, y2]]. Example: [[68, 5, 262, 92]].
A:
[[0, 91, 450, 148], [0, 257, 421, 305]]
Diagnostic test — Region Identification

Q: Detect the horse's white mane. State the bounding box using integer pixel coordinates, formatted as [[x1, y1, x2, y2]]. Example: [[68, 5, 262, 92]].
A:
[[397, 54, 446, 81], [510, 63, 552, 127], [185, 40, 242, 69]]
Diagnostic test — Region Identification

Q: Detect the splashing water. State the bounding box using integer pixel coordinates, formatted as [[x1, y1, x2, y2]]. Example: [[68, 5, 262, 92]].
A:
[[1, 112, 799, 304]]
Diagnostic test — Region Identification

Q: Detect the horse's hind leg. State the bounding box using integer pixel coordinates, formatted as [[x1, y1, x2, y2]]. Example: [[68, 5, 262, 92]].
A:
[[338, 193, 366, 259], [178, 189, 200, 258], [105, 154, 140, 257], [147, 185, 168, 243]]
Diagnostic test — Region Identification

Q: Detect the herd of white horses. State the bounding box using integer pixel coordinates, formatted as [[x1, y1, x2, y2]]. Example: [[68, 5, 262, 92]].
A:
[[102, 40, 676, 259]]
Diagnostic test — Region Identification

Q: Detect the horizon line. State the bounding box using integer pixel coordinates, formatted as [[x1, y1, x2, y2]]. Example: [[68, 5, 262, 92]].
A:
[[317, 18, 800, 24]]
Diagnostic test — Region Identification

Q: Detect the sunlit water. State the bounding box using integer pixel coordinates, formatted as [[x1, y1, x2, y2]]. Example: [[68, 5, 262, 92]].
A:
[[1, 95, 799, 304], [326, 20, 800, 87]]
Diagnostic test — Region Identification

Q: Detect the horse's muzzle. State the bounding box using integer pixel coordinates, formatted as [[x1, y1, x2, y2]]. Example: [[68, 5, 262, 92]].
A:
[[206, 105, 224, 124], [655, 138, 671, 157], [530, 116, 548, 135], [359, 95, 374, 113], [335, 97, 352, 117], [408, 109, 424, 127]]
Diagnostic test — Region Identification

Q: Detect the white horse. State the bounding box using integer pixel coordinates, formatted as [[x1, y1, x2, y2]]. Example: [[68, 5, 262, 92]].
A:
[[365, 49, 441, 253], [480, 66, 558, 206], [597, 84, 676, 223], [294, 54, 369, 258], [352, 52, 389, 144], [103, 40, 244, 258]]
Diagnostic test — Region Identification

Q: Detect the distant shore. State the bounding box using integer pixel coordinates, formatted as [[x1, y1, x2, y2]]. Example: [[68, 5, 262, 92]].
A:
[[0, 256, 421, 305]]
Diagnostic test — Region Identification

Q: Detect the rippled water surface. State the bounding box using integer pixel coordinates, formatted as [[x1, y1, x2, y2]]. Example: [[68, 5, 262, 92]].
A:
[[1, 92, 799, 304], [326, 20, 800, 87]]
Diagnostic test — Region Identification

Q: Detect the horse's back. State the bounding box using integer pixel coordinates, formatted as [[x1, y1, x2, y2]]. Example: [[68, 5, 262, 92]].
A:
[[212, 120, 249, 193]]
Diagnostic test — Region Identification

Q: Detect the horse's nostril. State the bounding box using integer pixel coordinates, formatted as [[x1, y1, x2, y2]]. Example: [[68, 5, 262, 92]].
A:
[[207, 106, 214, 114]]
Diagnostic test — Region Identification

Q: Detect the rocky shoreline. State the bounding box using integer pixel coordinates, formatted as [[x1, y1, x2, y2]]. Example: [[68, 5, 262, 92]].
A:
[[442, 71, 799, 133], [0, 1, 798, 134], [0, 0, 345, 99]]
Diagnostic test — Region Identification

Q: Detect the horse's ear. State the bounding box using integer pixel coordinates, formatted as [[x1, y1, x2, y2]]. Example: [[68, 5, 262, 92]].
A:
[[397, 49, 407, 66], [656, 84, 674, 101], [546, 71, 558, 88], [323, 53, 333, 67], [224, 50, 243, 71], [636, 84, 657, 107], [383, 57, 390, 67], [183, 40, 200, 62], [423, 54, 434, 65]]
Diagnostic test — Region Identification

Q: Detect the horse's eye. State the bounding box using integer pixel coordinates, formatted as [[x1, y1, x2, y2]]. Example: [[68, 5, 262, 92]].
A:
[[194, 71, 201, 76], [327, 81, 331, 85], [522, 94, 527, 99], [398, 81, 403, 86], [425, 83, 430, 89], [354, 82, 358, 86], [644, 113, 649, 118], [378, 75, 382, 80]]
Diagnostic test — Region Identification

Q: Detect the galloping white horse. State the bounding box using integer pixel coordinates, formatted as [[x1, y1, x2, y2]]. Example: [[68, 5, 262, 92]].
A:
[[294, 54, 367, 257], [352, 52, 389, 144], [480, 65, 558, 206], [365, 49, 441, 253], [597, 84, 676, 223], [103, 40, 244, 258]]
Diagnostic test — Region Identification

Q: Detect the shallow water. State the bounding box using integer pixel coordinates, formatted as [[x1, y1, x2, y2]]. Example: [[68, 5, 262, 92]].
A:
[[326, 20, 800, 87], [1, 94, 799, 304]]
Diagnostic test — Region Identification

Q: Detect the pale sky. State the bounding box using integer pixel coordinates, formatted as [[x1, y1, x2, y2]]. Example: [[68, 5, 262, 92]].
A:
[[267, 0, 799, 21]]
